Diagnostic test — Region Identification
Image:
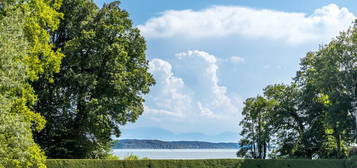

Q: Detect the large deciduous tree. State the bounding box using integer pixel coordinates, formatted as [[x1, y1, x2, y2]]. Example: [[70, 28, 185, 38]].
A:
[[296, 23, 357, 158], [33, 0, 155, 159]]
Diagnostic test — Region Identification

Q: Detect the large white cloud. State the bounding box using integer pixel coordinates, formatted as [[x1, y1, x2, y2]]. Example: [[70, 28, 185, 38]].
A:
[[145, 51, 241, 122], [139, 4, 355, 44], [145, 59, 192, 118], [175, 50, 240, 118]]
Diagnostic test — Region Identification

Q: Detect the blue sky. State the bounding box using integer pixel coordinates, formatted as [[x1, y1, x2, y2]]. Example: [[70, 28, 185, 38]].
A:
[[95, 0, 357, 141]]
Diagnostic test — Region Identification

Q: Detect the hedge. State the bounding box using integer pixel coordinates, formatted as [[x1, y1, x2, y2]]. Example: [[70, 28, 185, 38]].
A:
[[46, 159, 352, 168]]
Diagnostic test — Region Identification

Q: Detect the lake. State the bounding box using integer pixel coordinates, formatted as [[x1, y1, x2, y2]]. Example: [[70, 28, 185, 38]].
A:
[[113, 149, 238, 159]]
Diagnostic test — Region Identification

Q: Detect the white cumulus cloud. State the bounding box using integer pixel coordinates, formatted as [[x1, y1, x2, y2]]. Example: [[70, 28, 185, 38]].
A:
[[175, 50, 240, 118], [138, 4, 355, 44], [145, 59, 191, 118], [144, 51, 242, 121]]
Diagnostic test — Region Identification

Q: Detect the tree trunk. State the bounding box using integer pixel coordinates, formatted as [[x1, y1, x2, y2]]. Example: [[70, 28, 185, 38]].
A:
[[263, 143, 267, 159]]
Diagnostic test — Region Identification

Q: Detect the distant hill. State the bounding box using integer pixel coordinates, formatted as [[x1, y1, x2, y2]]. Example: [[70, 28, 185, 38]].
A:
[[119, 127, 239, 142], [113, 139, 239, 149]]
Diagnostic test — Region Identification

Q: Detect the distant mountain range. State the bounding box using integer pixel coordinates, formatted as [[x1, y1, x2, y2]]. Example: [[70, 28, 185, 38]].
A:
[[114, 139, 239, 149], [119, 127, 239, 142]]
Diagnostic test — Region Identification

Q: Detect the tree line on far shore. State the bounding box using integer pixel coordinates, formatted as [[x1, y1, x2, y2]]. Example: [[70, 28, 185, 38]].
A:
[[238, 22, 357, 159]]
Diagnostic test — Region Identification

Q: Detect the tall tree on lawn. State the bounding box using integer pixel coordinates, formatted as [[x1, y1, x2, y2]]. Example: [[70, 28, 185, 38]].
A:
[[33, 0, 155, 159]]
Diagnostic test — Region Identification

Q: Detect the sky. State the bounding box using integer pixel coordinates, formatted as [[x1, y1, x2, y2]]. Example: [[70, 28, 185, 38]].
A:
[[94, 0, 357, 141]]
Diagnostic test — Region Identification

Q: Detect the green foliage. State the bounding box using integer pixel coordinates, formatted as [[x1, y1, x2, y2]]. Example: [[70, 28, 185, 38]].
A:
[[45, 159, 346, 168], [1, 0, 64, 81], [0, 9, 47, 168], [263, 84, 315, 158], [295, 23, 357, 158], [237, 96, 276, 159], [0, 0, 63, 167], [0, 113, 46, 168], [1, 0, 63, 132], [33, 0, 155, 159], [239, 21, 357, 159]]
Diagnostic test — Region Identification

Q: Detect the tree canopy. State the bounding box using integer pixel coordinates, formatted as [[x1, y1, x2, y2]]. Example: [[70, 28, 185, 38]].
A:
[[238, 22, 357, 159], [33, 0, 155, 159]]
